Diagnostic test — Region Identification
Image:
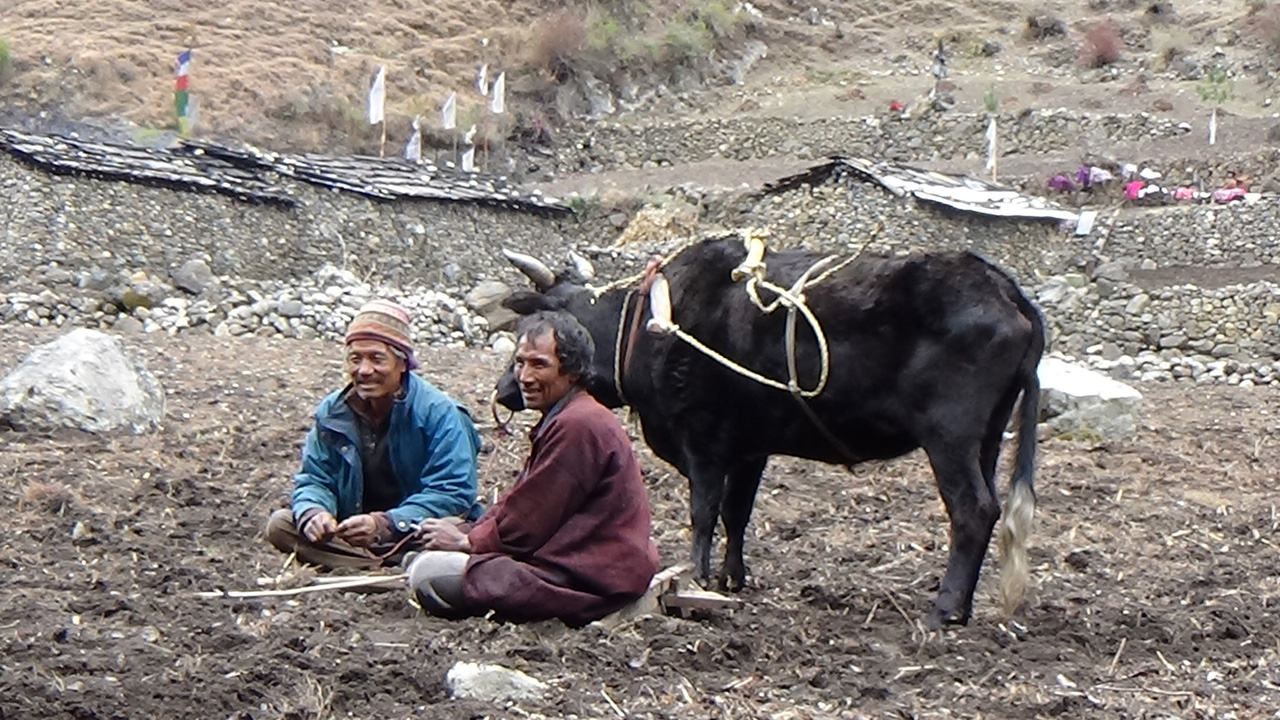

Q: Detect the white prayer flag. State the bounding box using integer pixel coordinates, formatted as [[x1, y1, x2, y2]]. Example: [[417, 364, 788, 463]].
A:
[[1208, 107, 1218, 146], [404, 117, 422, 163], [490, 72, 505, 114], [984, 116, 998, 172], [476, 64, 489, 96], [367, 65, 386, 125], [441, 92, 457, 130], [461, 145, 476, 172], [463, 124, 476, 145]]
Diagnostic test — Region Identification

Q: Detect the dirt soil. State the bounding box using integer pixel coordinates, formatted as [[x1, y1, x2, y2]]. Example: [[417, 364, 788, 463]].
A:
[[2, 325, 1279, 719]]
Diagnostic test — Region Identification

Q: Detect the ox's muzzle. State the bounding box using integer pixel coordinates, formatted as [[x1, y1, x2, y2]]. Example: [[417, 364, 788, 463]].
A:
[[494, 364, 526, 412]]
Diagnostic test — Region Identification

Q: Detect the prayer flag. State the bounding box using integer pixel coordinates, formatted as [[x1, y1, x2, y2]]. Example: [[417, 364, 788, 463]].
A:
[[441, 92, 457, 130], [490, 72, 505, 114], [404, 117, 422, 163], [367, 66, 386, 125], [984, 116, 998, 172], [175, 49, 192, 136], [463, 124, 476, 145], [461, 145, 476, 172], [476, 64, 489, 96]]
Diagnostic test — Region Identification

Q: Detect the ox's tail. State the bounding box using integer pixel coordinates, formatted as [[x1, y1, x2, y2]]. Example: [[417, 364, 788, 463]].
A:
[[996, 295, 1044, 617]]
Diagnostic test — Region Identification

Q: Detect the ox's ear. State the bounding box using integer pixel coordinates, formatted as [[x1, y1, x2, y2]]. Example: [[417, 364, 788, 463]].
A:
[[502, 291, 567, 315]]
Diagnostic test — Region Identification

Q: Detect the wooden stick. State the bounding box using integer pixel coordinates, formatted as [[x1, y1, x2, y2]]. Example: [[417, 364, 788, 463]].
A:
[[883, 590, 914, 625], [196, 574, 406, 598], [600, 688, 625, 719], [1108, 637, 1127, 675]]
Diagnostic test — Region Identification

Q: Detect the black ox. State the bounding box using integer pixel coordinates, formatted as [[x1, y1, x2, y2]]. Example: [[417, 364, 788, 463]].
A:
[[495, 236, 1044, 628]]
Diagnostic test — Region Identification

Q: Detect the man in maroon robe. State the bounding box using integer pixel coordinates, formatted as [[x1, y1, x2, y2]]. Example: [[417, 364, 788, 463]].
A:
[[408, 311, 659, 627]]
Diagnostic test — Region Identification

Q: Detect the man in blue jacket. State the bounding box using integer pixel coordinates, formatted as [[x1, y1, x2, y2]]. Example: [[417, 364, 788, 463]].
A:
[[265, 299, 482, 569]]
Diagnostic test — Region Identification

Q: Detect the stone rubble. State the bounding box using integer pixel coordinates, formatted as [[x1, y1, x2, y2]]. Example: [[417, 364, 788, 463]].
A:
[[0, 263, 499, 351]]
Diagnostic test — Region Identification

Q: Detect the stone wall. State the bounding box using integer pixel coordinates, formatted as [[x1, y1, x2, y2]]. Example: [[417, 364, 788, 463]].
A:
[[553, 110, 1194, 174], [4, 144, 1280, 386], [0, 153, 585, 291]]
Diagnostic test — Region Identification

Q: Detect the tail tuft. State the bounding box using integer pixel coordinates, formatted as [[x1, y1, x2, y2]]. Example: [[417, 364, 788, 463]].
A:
[[996, 481, 1036, 616]]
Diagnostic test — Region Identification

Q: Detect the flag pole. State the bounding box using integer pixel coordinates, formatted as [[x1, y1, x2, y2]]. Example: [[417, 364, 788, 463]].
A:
[[379, 121, 387, 158]]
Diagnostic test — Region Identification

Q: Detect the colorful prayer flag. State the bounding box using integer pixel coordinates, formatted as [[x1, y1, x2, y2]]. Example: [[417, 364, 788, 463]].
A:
[[441, 92, 457, 130], [174, 49, 192, 137], [367, 66, 387, 125], [490, 72, 505, 114]]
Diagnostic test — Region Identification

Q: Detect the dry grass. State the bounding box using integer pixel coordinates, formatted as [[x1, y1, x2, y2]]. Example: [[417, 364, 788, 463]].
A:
[[0, 0, 755, 154], [1, 0, 547, 153], [1080, 18, 1125, 68], [21, 480, 80, 515], [1149, 25, 1193, 70]]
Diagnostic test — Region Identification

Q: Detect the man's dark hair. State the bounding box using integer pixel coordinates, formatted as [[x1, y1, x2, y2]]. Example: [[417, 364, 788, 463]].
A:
[[515, 311, 595, 381]]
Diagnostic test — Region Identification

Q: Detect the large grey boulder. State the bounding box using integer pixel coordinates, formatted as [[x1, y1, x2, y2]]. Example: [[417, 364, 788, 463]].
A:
[[171, 258, 216, 295], [465, 281, 517, 332], [446, 662, 548, 704], [1038, 356, 1142, 440], [0, 329, 165, 434]]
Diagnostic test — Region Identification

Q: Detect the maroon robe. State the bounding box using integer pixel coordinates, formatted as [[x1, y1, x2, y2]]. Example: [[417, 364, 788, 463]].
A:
[[462, 389, 659, 626]]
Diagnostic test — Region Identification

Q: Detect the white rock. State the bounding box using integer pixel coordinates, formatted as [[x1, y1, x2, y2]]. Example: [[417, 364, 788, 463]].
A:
[[491, 335, 516, 357], [446, 662, 548, 704], [1038, 357, 1142, 440], [0, 328, 165, 434]]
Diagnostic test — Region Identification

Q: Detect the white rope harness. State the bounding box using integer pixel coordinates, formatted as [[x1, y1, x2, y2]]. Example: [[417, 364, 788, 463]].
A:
[[610, 228, 872, 400]]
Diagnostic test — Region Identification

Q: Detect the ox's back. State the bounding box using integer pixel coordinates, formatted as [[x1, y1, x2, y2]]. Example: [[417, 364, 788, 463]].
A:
[[628, 238, 1041, 468]]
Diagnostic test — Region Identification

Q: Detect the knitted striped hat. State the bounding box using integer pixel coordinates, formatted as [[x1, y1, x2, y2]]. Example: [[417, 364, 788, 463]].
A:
[[345, 299, 419, 370]]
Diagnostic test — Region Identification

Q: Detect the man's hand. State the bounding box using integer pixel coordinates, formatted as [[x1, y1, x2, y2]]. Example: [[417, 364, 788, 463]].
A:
[[416, 518, 472, 552], [336, 513, 388, 548], [302, 511, 338, 544]]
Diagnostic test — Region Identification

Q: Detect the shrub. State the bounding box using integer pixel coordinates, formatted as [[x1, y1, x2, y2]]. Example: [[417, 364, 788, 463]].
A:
[[1150, 26, 1192, 69], [1025, 14, 1067, 41], [662, 17, 714, 64], [1080, 19, 1124, 67], [529, 9, 590, 82]]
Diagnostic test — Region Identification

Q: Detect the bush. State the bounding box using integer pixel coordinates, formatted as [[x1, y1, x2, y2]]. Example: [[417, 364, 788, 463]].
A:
[[1080, 19, 1124, 67], [529, 9, 591, 82], [1150, 26, 1192, 69]]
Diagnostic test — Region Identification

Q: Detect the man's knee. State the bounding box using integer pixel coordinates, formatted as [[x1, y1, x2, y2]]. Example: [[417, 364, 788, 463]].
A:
[[265, 508, 300, 552], [407, 551, 469, 616]]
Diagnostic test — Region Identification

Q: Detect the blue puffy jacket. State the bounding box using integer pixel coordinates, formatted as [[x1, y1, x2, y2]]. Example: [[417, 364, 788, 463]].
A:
[[291, 372, 483, 535]]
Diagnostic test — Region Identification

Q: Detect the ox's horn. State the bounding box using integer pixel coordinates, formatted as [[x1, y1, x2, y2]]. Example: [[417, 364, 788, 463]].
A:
[[502, 249, 556, 290], [568, 249, 596, 280]]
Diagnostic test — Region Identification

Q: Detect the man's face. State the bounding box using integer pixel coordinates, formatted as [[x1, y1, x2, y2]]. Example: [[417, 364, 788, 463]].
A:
[[514, 330, 576, 412], [345, 339, 406, 401]]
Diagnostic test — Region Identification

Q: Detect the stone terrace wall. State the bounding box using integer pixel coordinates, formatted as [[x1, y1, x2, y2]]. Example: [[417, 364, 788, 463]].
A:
[[554, 110, 1193, 174], [5, 146, 1280, 385], [0, 154, 586, 291]]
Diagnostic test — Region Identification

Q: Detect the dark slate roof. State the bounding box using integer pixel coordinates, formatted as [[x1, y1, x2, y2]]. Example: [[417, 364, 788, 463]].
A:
[[0, 128, 572, 217], [764, 155, 1079, 223]]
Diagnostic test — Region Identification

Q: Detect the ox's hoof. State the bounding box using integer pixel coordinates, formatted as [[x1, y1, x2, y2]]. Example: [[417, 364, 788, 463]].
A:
[[926, 606, 971, 630], [715, 572, 749, 593]]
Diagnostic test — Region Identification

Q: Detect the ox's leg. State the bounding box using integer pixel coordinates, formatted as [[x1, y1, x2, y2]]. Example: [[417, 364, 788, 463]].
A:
[[925, 443, 1001, 628], [687, 458, 728, 586], [719, 456, 768, 592]]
